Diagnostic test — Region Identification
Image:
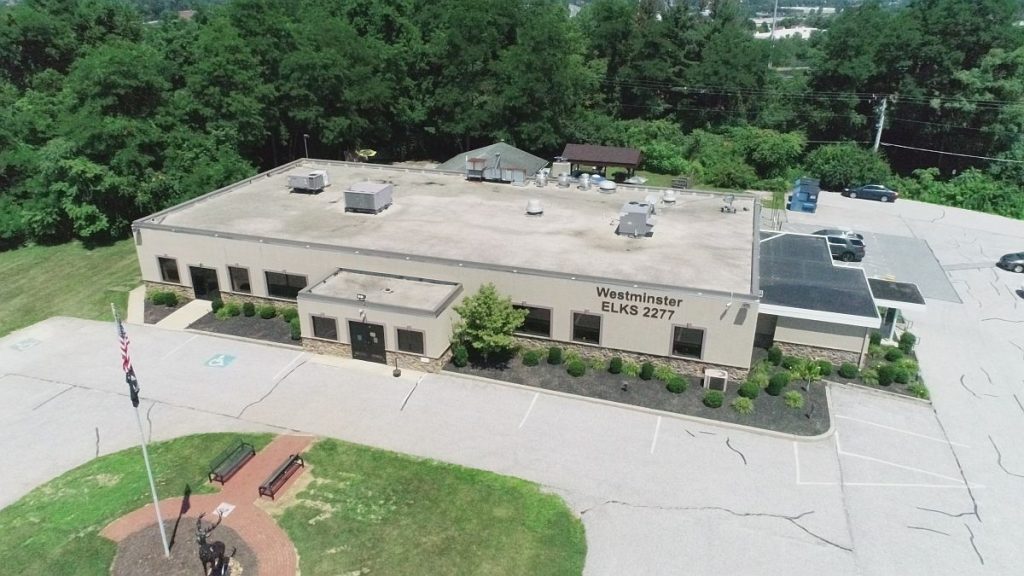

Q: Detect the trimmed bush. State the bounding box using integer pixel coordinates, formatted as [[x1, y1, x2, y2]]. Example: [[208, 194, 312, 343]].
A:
[[898, 331, 917, 354], [731, 397, 754, 415], [783, 390, 805, 409], [738, 380, 760, 400], [747, 370, 770, 390], [522, 350, 542, 366], [258, 304, 277, 319], [215, 306, 233, 320], [877, 364, 897, 386], [884, 347, 904, 362], [149, 291, 167, 305], [838, 362, 859, 379], [242, 301, 256, 317], [907, 382, 930, 400], [452, 344, 469, 367], [868, 344, 883, 358], [895, 358, 919, 373], [564, 349, 581, 364], [547, 346, 563, 365], [566, 359, 586, 377], [781, 356, 803, 370], [666, 375, 688, 393], [211, 298, 224, 313], [766, 371, 790, 396], [767, 346, 783, 365], [639, 362, 654, 381], [289, 317, 301, 340], [622, 361, 641, 377], [653, 364, 675, 382], [609, 357, 623, 374], [861, 368, 879, 386], [893, 367, 914, 385], [281, 307, 299, 322], [587, 356, 606, 371], [226, 302, 241, 316], [814, 359, 833, 377], [869, 331, 882, 346], [702, 390, 724, 408]]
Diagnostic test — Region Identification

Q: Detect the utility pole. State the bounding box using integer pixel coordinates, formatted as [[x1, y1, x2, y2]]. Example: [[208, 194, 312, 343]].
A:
[[768, 0, 780, 69], [303, 133, 310, 159], [873, 96, 887, 153]]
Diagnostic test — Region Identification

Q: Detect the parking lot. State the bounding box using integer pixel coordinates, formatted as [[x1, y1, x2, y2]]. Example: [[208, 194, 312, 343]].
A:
[[3, 192, 1024, 575]]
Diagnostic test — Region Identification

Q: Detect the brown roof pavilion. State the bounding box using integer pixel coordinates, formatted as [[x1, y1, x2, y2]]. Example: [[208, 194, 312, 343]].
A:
[[560, 144, 643, 169]]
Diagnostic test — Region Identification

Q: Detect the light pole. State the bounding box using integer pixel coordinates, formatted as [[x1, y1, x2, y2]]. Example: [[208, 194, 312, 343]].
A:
[[303, 133, 310, 159]]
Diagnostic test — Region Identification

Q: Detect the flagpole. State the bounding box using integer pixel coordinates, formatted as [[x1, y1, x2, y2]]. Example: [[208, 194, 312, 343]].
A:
[[111, 303, 170, 558]]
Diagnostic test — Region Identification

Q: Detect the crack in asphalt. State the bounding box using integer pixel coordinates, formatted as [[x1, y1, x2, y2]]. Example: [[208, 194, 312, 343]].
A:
[[980, 367, 994, 386], [965, 523, 984, 565], [236, 357, 308, 418], [959, 375, 980, 399], [95, 427, 100, 459], [579, 502, 852, 553], [981, 317, 1024, 323], [907, 525, 950, 536], [684, 429, 696, 438], [988, 436, 1024, 479], [725, 437, 747, 466], [146, 402, 156, 443], [31, 386, 74, 410], [1011, 341, 1024, 361], [930, 208, 946, 223], [917, 507, 977, 519], [1014, 394, 1024, 416], [931, 410, 982, 523]]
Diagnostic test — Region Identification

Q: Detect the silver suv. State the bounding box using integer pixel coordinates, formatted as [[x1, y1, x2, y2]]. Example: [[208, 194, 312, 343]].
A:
[[813, 231, 866, 262]]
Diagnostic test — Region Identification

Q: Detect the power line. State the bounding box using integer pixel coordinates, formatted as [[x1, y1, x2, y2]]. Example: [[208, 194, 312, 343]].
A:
[[880, 142, 1024, 163]]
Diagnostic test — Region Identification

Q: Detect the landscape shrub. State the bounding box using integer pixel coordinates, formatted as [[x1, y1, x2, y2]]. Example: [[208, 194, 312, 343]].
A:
[[815, 359, 833, 377], [860, 368, 879, 386], [666, 375, 688, 393], [766, 372, 790, 396], [907, 382, 930, 400], [566, 359, 586, 377], [877, 364, 897, 386], [226, 302, 241, 316], [281, 307, 298, 322], [242, 302, 256, 317], [783, 390, 805, 409], [893, 367, 914, 385], [884, 347, 904, 362], [746, 370, 770, 390], [289, 317, 301, 340], [522, 350, 542, 366], [653, 364, 676, 382], [564, 349, 581, 364], [898, 331, 917, 354], [622, 361, 641, 377], [804, 142, 893, 190], [609, 357, 623, 374], [215, 306, 233, 320], [452, 344, 469, 367], [781, 356, 803, 370], [838, 362, 859, 378], [547, 346, 563, 365], [868, 344, 883, 358], [258, 304, 277, 319], [895, 358, 919, 375], [767, 346, 783, 365], [738, 380, 760, 400], [149, 291, 167, 305], [211, 298, 224, 313], [731, 397, 754, 415], [869, 331, 882, 346], [702, 390, 724, 408], [587, 356, 606, 371], [640, 362, 654, 381]]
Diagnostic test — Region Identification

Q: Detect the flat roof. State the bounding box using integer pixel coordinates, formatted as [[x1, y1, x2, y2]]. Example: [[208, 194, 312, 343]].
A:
[[759, 233, 880, 327], [144, 160, 756, 295], [305, 269, 460, 314]]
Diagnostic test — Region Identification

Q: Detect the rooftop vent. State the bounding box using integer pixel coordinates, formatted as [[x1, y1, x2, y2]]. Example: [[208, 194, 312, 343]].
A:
[[557, 173, 570, 188], [345, 181, 394, 214], [288, 170, 328, 193], [526, 199, 544, 216], [598, 179, 617, 193], [663, 190, 677, 204], [616, 201, 655, 237], [579, 173, 591, 191]]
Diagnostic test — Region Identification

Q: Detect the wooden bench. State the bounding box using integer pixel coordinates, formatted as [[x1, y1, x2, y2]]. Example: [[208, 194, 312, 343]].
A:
[[258, 454, 304, 499], [208, 442, 255, 484]]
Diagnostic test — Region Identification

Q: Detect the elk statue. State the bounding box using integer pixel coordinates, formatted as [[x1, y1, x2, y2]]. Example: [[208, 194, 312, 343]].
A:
[[195, 511, 229, 575]]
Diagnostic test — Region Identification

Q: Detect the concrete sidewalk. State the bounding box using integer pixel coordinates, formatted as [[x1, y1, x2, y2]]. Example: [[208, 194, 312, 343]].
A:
[[156, 298, 211, 329]]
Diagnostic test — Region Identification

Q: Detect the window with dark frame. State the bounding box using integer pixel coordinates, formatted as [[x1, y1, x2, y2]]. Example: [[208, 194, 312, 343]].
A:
[[311, 316, 338, 340], [513, 305, 551, 338], [264, 271, 307, 299], [672, 326, 704, 359], [158, 257, 180, 283], [572, 312, 601, 344], [397, 329, 424, 355], [228, 266, 251, 293]]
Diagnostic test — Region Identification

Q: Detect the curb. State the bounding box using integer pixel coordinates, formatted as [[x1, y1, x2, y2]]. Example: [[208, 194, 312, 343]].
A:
[[182, 327, 305, 351], [441, 370, 836, 442], [825, 379, 931, 405]]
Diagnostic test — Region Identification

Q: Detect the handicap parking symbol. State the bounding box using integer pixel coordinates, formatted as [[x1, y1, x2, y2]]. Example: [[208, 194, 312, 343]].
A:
[[205, 354, 236, 368], [11, 338, 40, 351]]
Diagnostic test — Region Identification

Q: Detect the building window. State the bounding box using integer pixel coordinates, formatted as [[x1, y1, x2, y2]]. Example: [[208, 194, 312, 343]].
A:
[[514, 305, 551, 338], [158, 257, 180, 283], [228, 266, 251, 293], [572, 312, 601, 344], [672, 326, 704, 359], [264, 271, 307, 300], [397, 329, 425, 355], [311, 316, 338, 340]]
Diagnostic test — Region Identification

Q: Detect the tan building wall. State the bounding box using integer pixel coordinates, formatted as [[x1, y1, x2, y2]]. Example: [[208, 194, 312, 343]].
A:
[[774, 316, 869, 353], [134, 228, 759, 368]]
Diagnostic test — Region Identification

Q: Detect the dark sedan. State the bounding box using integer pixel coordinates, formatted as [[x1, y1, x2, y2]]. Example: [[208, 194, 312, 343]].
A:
[[842, 184, 899, 203], [997, 252, 1024, 273]]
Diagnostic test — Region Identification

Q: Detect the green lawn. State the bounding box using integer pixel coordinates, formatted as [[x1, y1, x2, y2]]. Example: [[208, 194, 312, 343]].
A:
[[0, 433, 273, 576], [0, 435, 587, 576], [0, 240, 141, 337]]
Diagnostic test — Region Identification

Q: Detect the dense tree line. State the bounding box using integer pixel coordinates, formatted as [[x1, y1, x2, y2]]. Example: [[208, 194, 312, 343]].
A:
[[1, 0, 1022, 249]]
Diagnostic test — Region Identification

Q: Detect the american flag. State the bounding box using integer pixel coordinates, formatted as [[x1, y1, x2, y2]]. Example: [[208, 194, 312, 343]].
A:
[[114, 307, 141, 408]]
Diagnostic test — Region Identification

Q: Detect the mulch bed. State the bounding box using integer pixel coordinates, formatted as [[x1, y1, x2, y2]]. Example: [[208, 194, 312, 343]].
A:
[[145, 301, 180, 325], [448, 358, 829, 436], [111, 520, 258, 576], [187, 313, 298, 347]]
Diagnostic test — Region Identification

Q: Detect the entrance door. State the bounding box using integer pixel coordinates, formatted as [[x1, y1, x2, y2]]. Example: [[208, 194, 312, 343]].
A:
[[189, 266, 221, 300], [349, 321, 386, 364]]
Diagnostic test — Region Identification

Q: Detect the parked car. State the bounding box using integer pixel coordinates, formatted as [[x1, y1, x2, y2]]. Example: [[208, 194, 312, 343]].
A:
[[842, 184, 898, 203], [997, 252, 1024, 273], [814, 233, 866, 262], [813, 228, 864, 241]]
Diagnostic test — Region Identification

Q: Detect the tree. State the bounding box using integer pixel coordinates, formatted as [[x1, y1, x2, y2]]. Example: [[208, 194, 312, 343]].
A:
[[804, 143, 892, 190], [452, 283, 528, 363], [793, 359, 822, 393]]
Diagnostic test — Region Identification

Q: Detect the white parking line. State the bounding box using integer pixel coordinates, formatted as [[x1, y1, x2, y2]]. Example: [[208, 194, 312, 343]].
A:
[[160, 334, 197, 360], [650, 416, 662, 454], [836, 414, 969, 448], [518, 393, 539, 429]]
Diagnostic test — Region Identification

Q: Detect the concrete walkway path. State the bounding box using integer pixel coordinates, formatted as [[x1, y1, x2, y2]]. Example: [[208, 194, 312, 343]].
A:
[[126, 285, 147, 325], [156, 298, 211, 329]]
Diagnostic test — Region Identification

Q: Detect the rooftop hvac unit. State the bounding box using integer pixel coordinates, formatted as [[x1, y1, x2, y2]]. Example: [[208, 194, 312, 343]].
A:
[[288, 171, 327, 193], [616, 201, 655, 237], [345, 181, 394, 214], [525, 199, 543, 215], [703, 369, 729, 392]]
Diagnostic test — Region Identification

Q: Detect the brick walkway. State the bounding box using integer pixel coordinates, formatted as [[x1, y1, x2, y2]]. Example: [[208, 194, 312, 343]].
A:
[[102, 434, 315, 575]]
